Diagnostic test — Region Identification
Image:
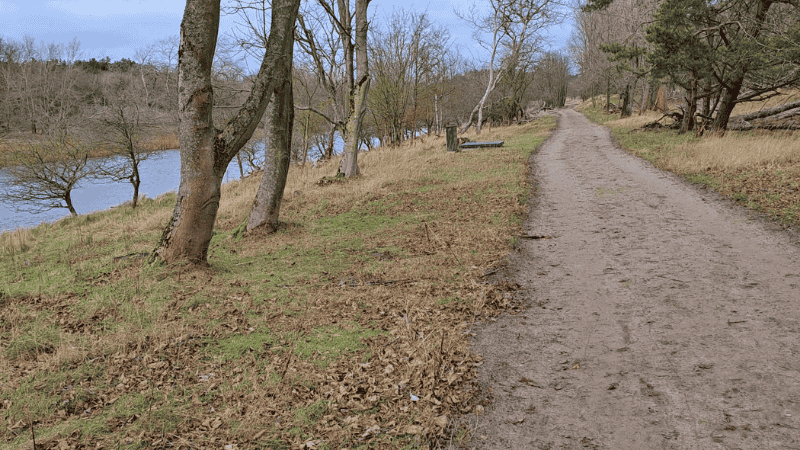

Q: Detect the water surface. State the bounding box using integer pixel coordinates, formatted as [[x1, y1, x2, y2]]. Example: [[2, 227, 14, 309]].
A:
[[0, 149, 248, 232]]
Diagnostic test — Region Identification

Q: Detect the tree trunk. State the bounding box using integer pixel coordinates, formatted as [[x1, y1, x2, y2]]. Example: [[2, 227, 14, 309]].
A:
[[620, 84, 631, 118], [235, 152, 244, 178], [711, 75, 744, 133], [65, 190, 77, 216], [341, 0, 370, 178], [140, 68, 150, 107], [701, 78, 711, 119], [733, 100, 800, 121], [477, 98, 485, 134], [640, 82, 649, 115], [130, 163, 140, 208], [654, 83, 667, 112], [302, 113, 309, 165], [680, 78, 698, 134], [158, 0, 300, 265], [324, 126, 335, 160], [246, 39, 295, 232], [710, 0, 773, 133]]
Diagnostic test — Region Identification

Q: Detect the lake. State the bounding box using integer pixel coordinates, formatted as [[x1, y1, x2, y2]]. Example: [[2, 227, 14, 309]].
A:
[[0, 149, 251, 233]]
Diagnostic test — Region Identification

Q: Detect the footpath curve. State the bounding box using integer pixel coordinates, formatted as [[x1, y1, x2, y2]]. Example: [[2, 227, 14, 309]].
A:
[[468, 108, 800, 449]]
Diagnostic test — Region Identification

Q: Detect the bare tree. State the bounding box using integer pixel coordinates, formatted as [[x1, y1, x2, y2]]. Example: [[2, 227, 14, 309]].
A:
[[292, 64, 330, 163], [459, 0, 560, 134], [5, 36, 85, 136], [133, 44, 156, 108], [157, 0, 300, 264], [92, 74, 162, 208], [572, 0, 656, 113], [369, 10, 450, 144], [0, 137, 95, 216], [155, 36, 179, 94], [246, 62, 294, 232], [530, 52, 569, 109], [292, 0, 371, 177]]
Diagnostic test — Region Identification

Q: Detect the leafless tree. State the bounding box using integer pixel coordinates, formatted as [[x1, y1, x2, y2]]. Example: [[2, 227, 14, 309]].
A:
[[5, 36, 85, 136], [0, 137, 96, 216], [459, 0, 561, 134], [91, 74, 162, 208], [292, 0, 371, 177], [157, 0, 300, 264], [531, 52, 570, 109], [369, 10, 451, 145], [570, 0, 655, 112]]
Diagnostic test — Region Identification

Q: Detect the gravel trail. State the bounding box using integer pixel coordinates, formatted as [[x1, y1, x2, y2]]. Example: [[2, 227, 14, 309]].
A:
[[468, 108, 800, 449]]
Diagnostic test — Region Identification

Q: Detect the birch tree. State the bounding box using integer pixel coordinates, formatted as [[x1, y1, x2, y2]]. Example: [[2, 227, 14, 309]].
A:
[[459, 0, 560, 134]]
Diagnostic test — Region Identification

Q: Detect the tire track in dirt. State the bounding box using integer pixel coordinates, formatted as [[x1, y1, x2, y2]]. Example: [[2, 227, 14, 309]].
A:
[[468, 109, 800, 449]]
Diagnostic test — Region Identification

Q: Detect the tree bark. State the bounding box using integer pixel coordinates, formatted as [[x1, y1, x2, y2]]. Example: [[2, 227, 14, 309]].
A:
[[158, 0, 300, 265], [654, 83, 667, 112], [732, 100, 800, 122], [65, 190, 77, 217], [639, 81, 649, 115], [131, 163, 140, 208], [709, 0, 774, 133], [701, 78, 712, 119], [620, 84, 631, 118], [246, 39, 295, 232], [324, 126, 335, 160], [341, 0, 371, 178], [680, 77, 698, 134]]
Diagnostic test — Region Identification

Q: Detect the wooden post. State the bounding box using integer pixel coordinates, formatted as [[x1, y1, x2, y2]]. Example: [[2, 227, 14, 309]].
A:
[[446, 125, 458, 152]]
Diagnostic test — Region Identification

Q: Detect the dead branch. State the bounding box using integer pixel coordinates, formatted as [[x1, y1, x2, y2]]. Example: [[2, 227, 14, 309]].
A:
[[730, 100, 800, 122]]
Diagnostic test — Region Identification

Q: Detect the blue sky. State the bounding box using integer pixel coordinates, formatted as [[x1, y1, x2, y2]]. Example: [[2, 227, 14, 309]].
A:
[[0, 0, 573, 66]]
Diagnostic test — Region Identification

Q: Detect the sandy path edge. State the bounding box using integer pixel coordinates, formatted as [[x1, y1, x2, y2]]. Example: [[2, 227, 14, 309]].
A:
[[463, 108, 800, 450]]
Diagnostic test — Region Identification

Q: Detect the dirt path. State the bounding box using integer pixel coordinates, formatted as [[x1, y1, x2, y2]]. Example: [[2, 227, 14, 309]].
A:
[[467, 109, 800, 449]]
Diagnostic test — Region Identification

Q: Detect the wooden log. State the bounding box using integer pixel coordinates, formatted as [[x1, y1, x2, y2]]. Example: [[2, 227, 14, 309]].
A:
[[459, 141, 504, 149], [731, 100, 800, 122], [728, 107, 800, 131], [446, 126, 458, 152]]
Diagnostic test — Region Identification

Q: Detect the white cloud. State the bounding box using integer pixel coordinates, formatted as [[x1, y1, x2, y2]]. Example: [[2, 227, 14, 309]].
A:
[[0, 1, 20, 14]]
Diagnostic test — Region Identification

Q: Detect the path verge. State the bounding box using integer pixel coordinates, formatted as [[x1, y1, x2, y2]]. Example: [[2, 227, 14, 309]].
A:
[[467, 108, 800, 449], [0, 118, 553, 449]]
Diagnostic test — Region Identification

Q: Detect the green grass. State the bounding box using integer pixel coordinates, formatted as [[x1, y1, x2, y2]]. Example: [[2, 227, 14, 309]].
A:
[[203, 331, 276, 362], [295, 323, 384, 368], [5, 322, 61, 361], [0, 117, 556, 449]]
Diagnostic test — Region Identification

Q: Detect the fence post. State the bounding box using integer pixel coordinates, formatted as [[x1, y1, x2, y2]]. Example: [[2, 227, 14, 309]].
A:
[[446, 125, 458, 152]]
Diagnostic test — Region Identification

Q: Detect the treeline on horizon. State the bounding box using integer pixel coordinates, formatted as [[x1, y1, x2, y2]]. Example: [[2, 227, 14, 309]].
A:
[[0, 11, 572, 166]]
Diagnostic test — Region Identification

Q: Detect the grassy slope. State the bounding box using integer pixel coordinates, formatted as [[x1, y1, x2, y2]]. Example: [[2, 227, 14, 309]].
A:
[[578, 98, 800, 225], [0, 117, 554, 450]]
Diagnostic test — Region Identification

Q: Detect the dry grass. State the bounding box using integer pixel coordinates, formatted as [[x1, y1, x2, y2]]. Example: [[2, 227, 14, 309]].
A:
[[0, 129, 179, 168], [0, 228, 33, 255], [0, 118, 555, 449], [141, 132, 179, 151], [730, 90, 800, 116], [665, 133, 800, 172], [580, 98, 800, 225], [605, 111, 666, 130]]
